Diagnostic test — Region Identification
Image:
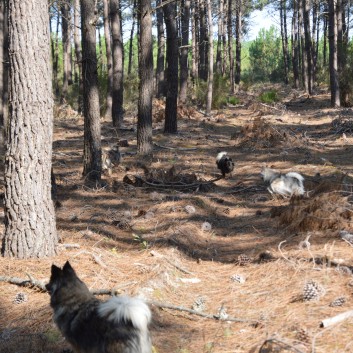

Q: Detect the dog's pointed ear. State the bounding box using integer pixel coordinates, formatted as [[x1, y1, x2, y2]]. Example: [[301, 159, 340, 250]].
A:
[[63, 261, 76, 276], [50, 264, 62, 278]]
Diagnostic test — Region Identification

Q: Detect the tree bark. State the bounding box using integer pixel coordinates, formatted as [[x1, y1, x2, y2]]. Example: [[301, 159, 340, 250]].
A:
[[228, 0, 234, 93], [198, 0, 208, 81], [73, 0, 83, 113], [0, 0, 8, 130], [60, 0, 72, 103], [292, 1, 300, 88], [234, 0, 242, 86], [216, 0, 225, 75], [163, 0, 178, 134], [303, 0, 312, 94], [280, 0, 289, 84], [110, 0, 124, 127], [103, 0, 113, 120], [127, 0, 137, 76], [137, 0, 153, 154], [328, 0, 340, 107], [191, 1, 199, 82], [206, 0, 213, 115], [3, 0, 57, 258], [179, 0, 190, 103], [81, 0, 102, 182], [155, 0, 165, 98]]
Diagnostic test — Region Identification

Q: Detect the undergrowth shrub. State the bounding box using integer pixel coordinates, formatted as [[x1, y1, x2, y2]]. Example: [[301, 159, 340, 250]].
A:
[[259, 89, 278, 103]]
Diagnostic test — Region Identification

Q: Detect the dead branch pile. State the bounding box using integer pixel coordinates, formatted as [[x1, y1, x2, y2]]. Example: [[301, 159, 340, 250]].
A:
[[235, 117, 295, 149], [153, 99, 200, 122], [331, 117, 353, 134], [123, 166, 218, 191], [271, 192, 352, 232]]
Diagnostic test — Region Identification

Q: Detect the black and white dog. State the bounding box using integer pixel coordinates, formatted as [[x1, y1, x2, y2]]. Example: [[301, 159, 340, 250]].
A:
[[46, 261, 152, 353], [261, 167, 305, 197], [216, 152, 235, 178]]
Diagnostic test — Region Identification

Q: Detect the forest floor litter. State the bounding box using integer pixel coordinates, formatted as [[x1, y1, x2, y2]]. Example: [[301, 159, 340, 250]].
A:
[[1, 85, 353, 352]]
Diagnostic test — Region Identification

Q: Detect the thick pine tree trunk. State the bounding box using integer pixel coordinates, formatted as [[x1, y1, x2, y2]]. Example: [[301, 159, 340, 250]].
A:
[[179, 0, 190, 103], [156, 0, 165, 97], [234, 0, 242, 86], [191, 1, 199, 82], [137, 0, 153, 154], [216, 0, 224, 74], [328, 0, 340, 107], [81, 0, 102, 182], [103, 0, 113, 120], [3, 0, 57, 258], [303, 0, 312, 94], [163, 0, 178, 134], [110, 0, 124, 127], [127, 0, 137, 76], [292, 2, 300, 88], [198, 1, 208, 82], [73, 0, 83, 113], [0, 0, 8, 130], [280, 0, 289, 84], [206, 0, 213, 115], [228, 0, 234, 93], [60, 1, 72, 103]]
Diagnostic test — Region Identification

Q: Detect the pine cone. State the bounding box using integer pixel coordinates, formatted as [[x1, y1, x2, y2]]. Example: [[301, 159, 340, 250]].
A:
[[230, 274, 246, 284], [329, 296, 346, 307], [192, 296, 206, 312], [295, 328, 310, 343], [13, 292, 28, 304], [236, 254, 252, 266], [302, 280, 325, 301]]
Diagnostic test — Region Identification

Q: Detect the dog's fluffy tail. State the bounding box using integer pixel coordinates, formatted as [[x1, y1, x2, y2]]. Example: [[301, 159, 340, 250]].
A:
[[286, 172, 304, 182], [216, 151, 228, 162], [98, 296, 151, 332]]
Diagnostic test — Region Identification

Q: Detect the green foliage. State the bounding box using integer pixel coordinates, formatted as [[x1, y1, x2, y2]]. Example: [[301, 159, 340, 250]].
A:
[[212, 74, 230, 109], [259, 89, 278, 103], [246, 26, 284, 83], [228, 96, 240, 105]]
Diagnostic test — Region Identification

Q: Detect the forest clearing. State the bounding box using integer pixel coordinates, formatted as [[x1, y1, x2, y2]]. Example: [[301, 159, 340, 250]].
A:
[[1, 85, 353, 352]]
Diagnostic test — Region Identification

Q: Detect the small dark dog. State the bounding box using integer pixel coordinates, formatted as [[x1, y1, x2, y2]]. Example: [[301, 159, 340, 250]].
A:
[[261, 167, 305, 197], [46, 261, 152, 353], [216, 151, 235, 178]]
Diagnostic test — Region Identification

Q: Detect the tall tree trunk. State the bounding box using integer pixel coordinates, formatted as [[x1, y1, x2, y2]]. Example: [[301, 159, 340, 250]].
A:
[[216, 0, 224, 74], [328, 0, 340, 107], [110, 0, 124, 127], [323, 4, 328, 67], [54, 9, 60, 96], [73, 0, 83, 113], [3, 0, 57, 258], [292, 1, 300, 88], [234, 0, 242, 86], [303, 0, 312, 94], [179, 0, 190, 103], [191, 1, 199, 82], [81, 0, 102, 182], [163, 0, 178, 134], [311, 0, 319, 86], [206, 0, 213, 115], [156, 0, 165, 97], [228, 0, 234, 93], [137, 0, 153, 154], [61, 0, 72, 103], [280, 0, 289, 84], [103, 0, 113, 120], [127, 0, 137, 76], [198, 0, 208, 81]]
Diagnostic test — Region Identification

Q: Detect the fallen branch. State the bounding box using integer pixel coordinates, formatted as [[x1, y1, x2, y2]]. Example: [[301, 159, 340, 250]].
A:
[[150, 250, 194, 275], [148, 300, 258, 325], [0, 275, 257, 324], [320, 309, 353, 328], [132, 175, 221, 190], [0, 275, 47, 291], [153, 143, 197, 151]]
